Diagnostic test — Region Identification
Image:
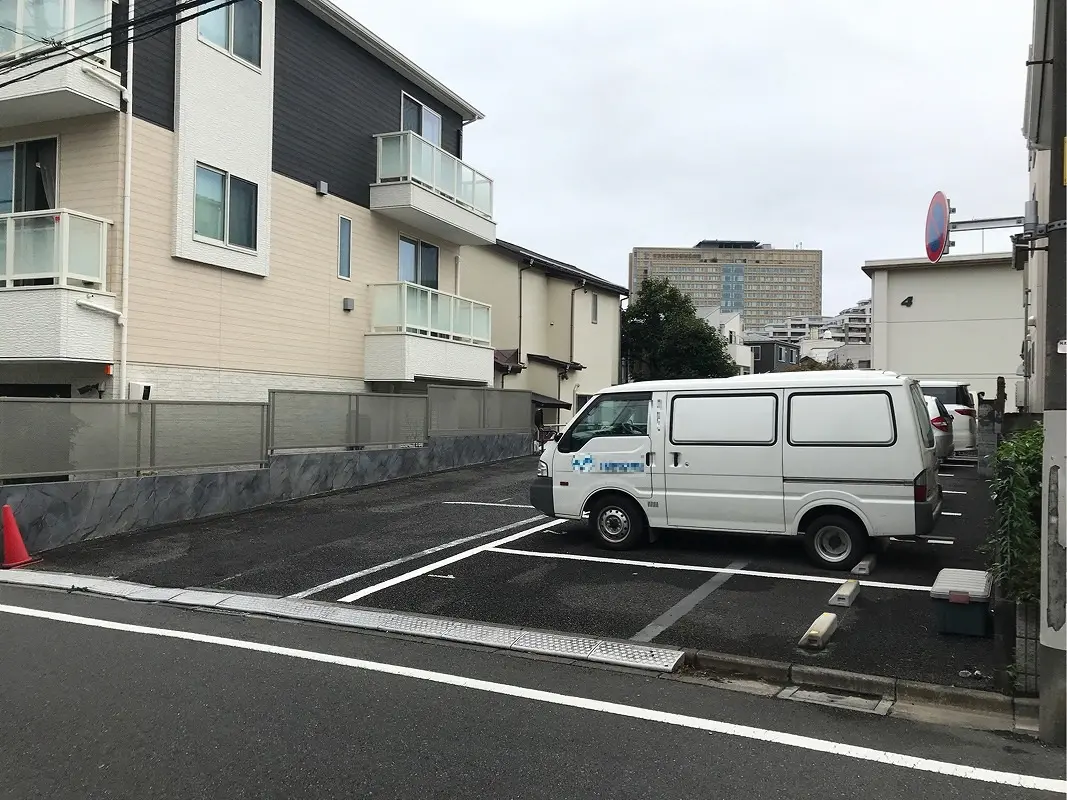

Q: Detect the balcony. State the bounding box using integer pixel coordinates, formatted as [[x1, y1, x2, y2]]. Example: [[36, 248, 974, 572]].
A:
[[364, 282, 494, 385], [0, 209, 116, 363], [0, 0, 123, 126], [370, 132, 496, 246]]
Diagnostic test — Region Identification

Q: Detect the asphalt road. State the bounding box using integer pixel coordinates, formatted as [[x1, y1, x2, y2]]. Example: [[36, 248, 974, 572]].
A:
[[36, 456, 997, 688], [0, 585, 1061, 799]]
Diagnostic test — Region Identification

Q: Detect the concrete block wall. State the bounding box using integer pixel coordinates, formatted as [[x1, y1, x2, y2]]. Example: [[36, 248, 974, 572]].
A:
[[0, 432, 534, 554]]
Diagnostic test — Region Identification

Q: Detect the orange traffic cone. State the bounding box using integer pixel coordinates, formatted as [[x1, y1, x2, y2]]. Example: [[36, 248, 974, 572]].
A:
[[2, 504, 36, 569]]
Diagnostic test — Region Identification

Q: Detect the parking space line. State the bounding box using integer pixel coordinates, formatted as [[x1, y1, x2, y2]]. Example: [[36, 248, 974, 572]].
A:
[[942, 512, 962, 517], [942, 490, 967, 495], [0, 603, 1059, 793], [488, 548, 932, 592], [288, 516, 544, 599], [937, 474, 953, 478], [337, 519, 566, 602], [443, 501, 535, 509], [631, 560, 748, 643]]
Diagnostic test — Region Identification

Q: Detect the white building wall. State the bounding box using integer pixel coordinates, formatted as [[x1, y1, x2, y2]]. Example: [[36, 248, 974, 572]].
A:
[[173, 3, 275, 276], [124, 363, 368, 402], [868, 257, 1024, 401]]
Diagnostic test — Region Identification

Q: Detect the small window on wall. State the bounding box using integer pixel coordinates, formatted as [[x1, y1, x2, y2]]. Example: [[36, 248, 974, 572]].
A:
[[399, 235, 439, 289], [401, 92, 443, 147], [338, 217, 352, 279], [194, 164, 258, 250], [591, 293, 598, 324], [198, 0, 262, 67]]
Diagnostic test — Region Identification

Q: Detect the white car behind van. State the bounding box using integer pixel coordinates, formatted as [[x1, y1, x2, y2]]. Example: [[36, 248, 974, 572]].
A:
[[530, 370, 942, 570]]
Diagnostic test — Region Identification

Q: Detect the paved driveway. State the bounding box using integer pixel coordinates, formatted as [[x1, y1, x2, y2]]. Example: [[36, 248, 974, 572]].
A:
[[38, 456, 996, 688]]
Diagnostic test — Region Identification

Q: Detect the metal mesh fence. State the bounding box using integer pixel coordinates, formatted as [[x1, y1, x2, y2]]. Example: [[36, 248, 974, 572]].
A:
[[0, 399, 266, 479], [269, 391, 428, 451], [428, 386, 532, 434]]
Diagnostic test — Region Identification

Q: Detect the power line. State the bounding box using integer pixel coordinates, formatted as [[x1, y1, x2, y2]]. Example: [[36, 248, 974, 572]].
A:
[[0, 0, 241, 91]]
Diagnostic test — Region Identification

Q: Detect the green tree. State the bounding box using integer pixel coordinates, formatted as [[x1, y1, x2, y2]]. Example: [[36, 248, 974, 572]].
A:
[[622, 278, 737, 381]]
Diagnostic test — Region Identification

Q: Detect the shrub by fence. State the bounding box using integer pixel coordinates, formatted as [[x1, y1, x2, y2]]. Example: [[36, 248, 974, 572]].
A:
[[987, 423, 1043, 602]]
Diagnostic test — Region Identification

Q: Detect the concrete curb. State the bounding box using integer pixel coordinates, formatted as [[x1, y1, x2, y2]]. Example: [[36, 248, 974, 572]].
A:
[[688, 650, 1020, 717], [0, 569, 684, 673]]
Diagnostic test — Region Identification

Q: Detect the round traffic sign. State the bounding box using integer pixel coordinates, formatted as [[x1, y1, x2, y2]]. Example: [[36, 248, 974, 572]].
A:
[[925, 191, 950, 263]]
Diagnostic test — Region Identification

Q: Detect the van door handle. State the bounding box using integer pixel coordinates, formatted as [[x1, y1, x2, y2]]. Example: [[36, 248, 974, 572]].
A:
[[671, 452, 681, 467], [645, 451, 652, 466]]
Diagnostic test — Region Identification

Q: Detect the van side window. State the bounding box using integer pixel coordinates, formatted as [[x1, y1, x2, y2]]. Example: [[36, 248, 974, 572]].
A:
[[671, 394, 777, 445], [558, 393, 650, 453], [788, 391, 896, 446]]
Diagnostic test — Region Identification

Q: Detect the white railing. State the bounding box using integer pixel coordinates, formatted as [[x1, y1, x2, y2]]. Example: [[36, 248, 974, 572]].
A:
[[0, 209, 111, 289], [370, 282, 491, 346], [0, 0, 111, 60], [375, 131, 494, 220]]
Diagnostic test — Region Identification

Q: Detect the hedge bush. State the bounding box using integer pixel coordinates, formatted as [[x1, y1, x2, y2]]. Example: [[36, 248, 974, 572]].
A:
[[987, 424, 1044, 602]]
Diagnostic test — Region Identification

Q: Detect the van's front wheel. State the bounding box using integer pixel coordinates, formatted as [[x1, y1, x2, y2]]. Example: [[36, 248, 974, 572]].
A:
[[803, 514, 867, 570], [589, 495, 646, 551]]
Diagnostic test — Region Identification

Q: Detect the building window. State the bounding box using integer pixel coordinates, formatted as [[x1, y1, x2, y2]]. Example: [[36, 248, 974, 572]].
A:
[[194, 164, 258, 250], [399, 235, 439, 289], [199, 0, 262, 67], [338, 216, 352, 279], [401, 92, 442, 147], [751, 346, 761, 360], [591, 293, 598, 324], [0, 138, 57, 213]]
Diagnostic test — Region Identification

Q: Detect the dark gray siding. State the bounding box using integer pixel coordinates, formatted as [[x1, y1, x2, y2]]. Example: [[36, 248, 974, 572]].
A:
[[272, 0, 464, 208], [130, 0, 176, 130]]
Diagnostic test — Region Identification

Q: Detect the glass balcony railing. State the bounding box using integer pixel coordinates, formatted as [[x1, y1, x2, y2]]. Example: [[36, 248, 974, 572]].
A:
[[0, 209, 110, 289], [370, 282, 491, 346], [375, 131, 494, 220], [0, 0, 111, 60]]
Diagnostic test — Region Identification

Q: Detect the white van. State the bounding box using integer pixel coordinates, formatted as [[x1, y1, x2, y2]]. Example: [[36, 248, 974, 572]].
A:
[[530, 370, 942, 570]]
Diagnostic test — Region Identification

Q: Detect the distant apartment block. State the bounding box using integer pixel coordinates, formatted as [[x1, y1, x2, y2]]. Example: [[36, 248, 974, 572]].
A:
[[758, 299, 871, 344], [628, 240, 822, 330]]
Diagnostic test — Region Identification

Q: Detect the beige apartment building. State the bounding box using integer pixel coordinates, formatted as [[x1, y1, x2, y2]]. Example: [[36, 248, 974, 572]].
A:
[[0, 0, 623, 406], [628, 239, 823, 330], [461, 242, 627, 423]]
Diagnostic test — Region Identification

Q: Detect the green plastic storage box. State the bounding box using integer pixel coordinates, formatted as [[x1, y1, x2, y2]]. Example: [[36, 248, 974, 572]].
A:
[[930, 568, 993, 638]]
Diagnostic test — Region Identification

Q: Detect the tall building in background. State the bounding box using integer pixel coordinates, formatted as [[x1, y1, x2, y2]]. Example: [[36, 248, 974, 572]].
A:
[[628, 240, 823, 329]]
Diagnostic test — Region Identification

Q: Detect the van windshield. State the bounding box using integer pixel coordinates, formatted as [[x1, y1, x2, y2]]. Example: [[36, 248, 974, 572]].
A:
[[563, 394, 650, 451]]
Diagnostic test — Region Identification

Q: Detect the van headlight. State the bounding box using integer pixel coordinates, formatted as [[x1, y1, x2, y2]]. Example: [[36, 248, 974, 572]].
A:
[[537, 461, 549, 477]]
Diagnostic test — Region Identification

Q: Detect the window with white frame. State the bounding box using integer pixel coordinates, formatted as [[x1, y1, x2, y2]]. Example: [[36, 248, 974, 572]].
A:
[[1, 0, 110, 58], [338, 216, 352, 279], [751, 345, 761, 360], [194, 164, 258, 250], [0, 137, 57, 213], [399, 235, 439, 289], [401, 93, 443, 147], [198, 0, 262, 67], [591, 293, 598, 324]]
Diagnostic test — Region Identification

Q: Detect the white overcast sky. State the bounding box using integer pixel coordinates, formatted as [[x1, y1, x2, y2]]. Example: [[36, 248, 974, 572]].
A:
[[340, 0, 1033, 315]]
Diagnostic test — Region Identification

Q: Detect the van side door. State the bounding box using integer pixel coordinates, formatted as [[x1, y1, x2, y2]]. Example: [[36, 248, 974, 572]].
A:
[[663, 390, 785, 533], [551, 392, 654, 518]]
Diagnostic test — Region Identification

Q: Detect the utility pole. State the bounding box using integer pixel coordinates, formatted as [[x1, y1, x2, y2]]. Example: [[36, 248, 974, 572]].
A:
[[1039, 0, 1066, 746]]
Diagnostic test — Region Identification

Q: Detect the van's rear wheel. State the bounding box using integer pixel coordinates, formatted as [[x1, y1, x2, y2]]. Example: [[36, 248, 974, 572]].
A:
[[803, 514, 867, 571], [589, 495, 646, 551]]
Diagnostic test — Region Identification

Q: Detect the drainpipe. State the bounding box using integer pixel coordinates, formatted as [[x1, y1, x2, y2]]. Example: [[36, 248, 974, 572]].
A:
[[508, 259, 532, 388], [569, 279, 586, 363], [117, 0, 135, 400], [453, 254, 461, 296]]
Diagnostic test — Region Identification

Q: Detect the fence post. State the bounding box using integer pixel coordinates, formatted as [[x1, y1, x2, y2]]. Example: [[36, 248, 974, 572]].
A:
[[148, 402, 157, 470], [260, 402, 269, 467], [480, 387, 488, 431], [134, 400, 143, 475], [266, 390, 275, 456]]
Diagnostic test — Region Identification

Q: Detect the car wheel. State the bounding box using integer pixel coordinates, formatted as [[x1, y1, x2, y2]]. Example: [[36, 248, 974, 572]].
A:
[[803, 514, 868, 570], [589, 495, 647, 551]]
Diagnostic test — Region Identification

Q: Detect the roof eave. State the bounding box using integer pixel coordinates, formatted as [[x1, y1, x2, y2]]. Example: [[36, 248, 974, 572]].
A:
[[297, 0, 485, 123]]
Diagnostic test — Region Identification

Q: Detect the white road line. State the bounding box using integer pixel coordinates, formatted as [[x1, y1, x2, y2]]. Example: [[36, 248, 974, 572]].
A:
[[489, 548, 932, 592], [942, 512, 962, 517], [891, 537, 955, 546], [942, 490, 967, 495], [287, 516, 543, 599], [443, 501, 535, 508], [337, 519, 565, 603], [937, 474, 953, 478], [0, 603, 1058, 794], [632, 560, 748, 643]]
